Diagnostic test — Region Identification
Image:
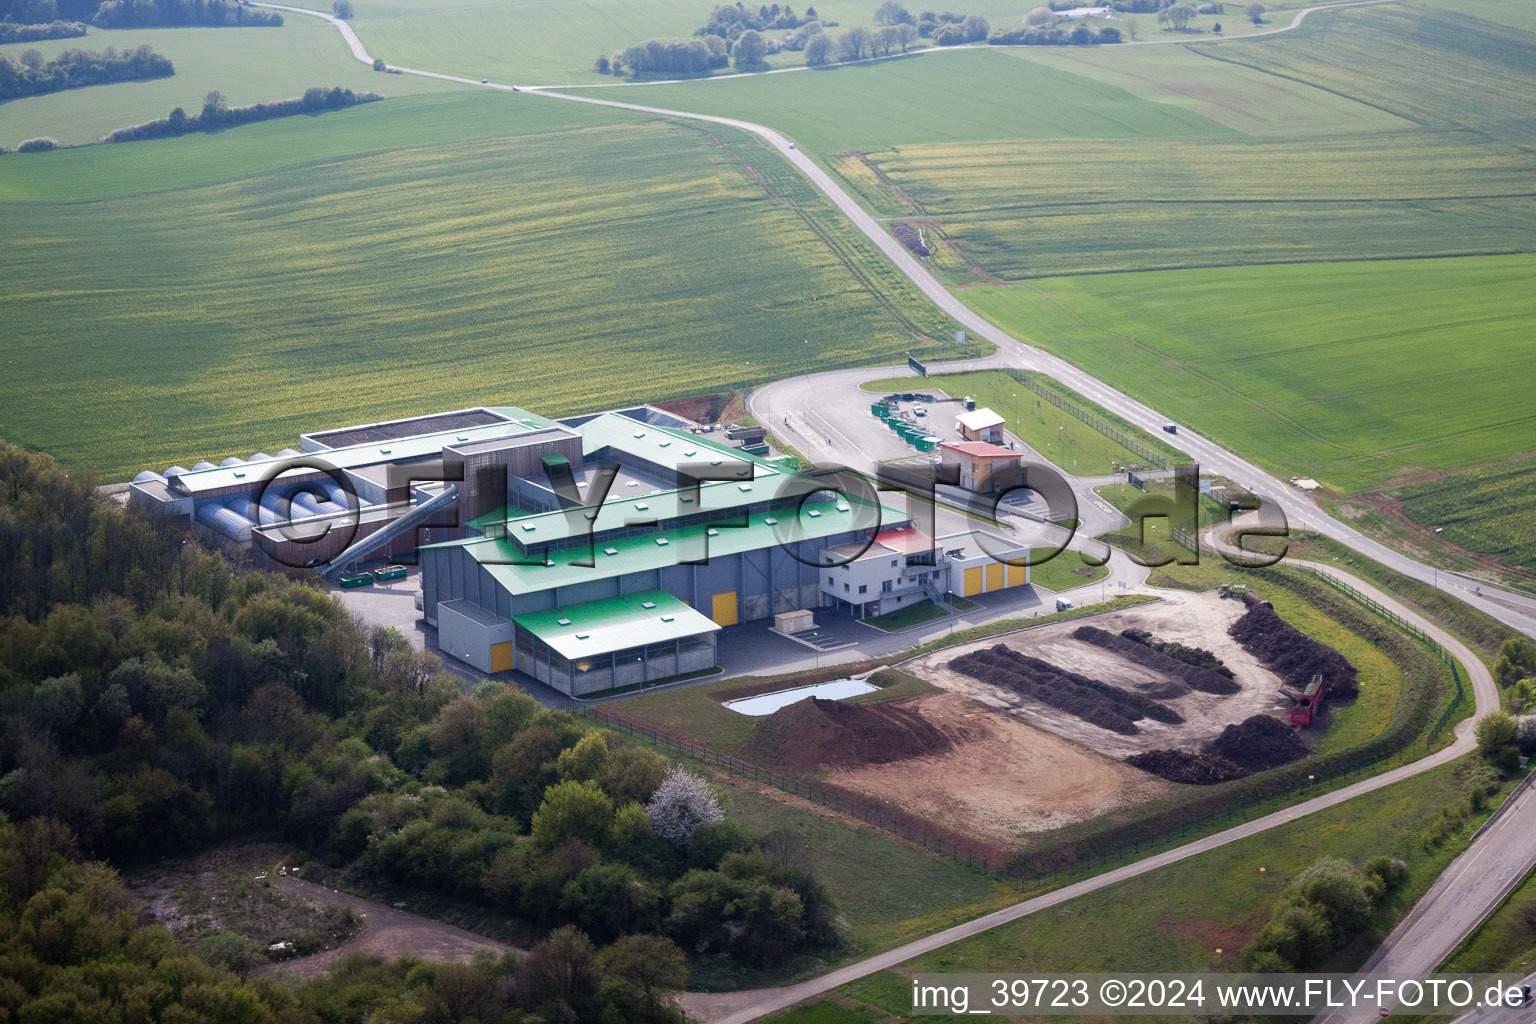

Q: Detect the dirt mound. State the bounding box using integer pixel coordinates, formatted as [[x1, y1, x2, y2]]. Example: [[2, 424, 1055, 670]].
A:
[[1074, 626, 1240, 695], [745, 697, 957, 770], [652, 393, 729, 425], [1230, 595, 1358, 700], [1209, 714, 1308, 771], [949, 644, 1184, 736], [1120, 628, 1235, 679], [1126, 749, 1247, 785], [1127, 714, 1307, 785]]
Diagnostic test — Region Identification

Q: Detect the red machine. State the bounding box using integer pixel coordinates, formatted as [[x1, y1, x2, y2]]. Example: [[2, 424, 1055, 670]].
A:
[[1289, 675, 1325, 726]]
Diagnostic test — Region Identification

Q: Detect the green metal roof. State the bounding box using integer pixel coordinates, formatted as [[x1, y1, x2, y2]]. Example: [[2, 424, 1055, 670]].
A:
[[514, 589, 718, 661], [465, 414, 795, 547], [467, 503, 530, 533], [430, 495, 902, 597]]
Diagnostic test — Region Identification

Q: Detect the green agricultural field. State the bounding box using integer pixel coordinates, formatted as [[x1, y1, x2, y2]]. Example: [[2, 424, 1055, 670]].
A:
[[0, 20, 461, 148], [961, 256, 1536, 496], [342, 0, 1105, 87], [861, 369, 1180, 474], [0, 91, 633, 200], [0, 116, 957, 480], [996, 42, 1409, 136], [1415, 0, 1536, 33], [599, 47, 1235, 155], [864, 130, 1536, 277], [765, 762, 1500, 1021], [1193, 6, 1536, 147], [1394, 455, 1536, 573]]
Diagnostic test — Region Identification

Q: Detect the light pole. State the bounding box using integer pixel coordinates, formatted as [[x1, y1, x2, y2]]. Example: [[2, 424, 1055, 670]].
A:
[[1058, 424, 1065, 470]]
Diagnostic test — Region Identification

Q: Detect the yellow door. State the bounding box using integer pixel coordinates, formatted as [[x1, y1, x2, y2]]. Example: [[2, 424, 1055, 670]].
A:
[[711, 591, 738, 626], [489, 641, 513, 673], [1007, 562, 1028, 588], [963, 566, 983, 596], [985, 562, 1004, 592]]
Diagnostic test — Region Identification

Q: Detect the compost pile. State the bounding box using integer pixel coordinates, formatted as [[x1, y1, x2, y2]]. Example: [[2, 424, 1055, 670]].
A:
[[1127, 714, 1308, 785], [1209, 714, 1309, 770], [745, 697, 956, 770], [1074, 626, 1240, 695], [1229, 593, 1358, 700], [1125, 749, 1246, 785], [949, 644, 1184, 736], [1121, 628, 1235, 678]]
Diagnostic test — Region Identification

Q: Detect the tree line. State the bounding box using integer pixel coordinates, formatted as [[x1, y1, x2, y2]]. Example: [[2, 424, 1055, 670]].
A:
[[1, 0, 281, 26], [103, 86, 382, 143], [0, 441, 840, 1014], [92, 0, 283, 27], [0, 43, 171, 102], [0, 18, 86, 42]]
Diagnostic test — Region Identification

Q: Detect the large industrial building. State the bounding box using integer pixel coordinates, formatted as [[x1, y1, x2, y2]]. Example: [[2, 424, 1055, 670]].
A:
[[131, 402, 1032, 696]]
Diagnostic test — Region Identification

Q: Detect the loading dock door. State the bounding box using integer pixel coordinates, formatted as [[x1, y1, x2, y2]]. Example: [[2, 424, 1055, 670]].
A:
[[985, 562, 1005, 592], [1007, 562, 1028, 588], [963, 566, 983, 596], [711, 591, 739, 626], [489, 641, 513, 673]]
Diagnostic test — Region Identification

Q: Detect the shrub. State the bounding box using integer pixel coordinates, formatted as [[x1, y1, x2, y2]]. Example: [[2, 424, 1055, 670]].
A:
[[0, 20, 87, 43], [18, 136, 58, 152], [1477, 710, 1519, 767]]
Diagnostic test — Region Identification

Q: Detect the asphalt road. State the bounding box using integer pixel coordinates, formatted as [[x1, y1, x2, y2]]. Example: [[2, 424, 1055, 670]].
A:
[[1313, 770, 1536, 1024], [240, 9, 1535, 1018], [704, 556, 1500, 1024], [249, 0, 1536, 640]]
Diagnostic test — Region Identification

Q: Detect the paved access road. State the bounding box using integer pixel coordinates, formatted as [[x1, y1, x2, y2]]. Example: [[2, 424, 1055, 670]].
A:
[[244, 7, 1534, 1019], [1312, 770, 1536, 1024], [249, 0, 1536, 640], [701, 558, 1500, 1024]]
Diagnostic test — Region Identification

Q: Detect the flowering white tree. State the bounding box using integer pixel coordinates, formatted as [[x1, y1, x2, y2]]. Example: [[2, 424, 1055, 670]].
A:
[[645, 767, 723, 847]]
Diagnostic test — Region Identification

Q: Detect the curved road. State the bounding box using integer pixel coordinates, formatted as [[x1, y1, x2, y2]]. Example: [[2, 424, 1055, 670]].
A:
[[244, 6, 1532, 1018], [706, 555, 1497, 1024], [256, 0, 1536, 641]]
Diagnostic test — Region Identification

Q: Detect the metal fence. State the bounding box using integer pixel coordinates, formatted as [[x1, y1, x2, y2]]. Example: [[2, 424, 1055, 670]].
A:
[[1305, 567, 1466, 739], [578, 569, 1469, 881], [1003, 368, 1168, 469]]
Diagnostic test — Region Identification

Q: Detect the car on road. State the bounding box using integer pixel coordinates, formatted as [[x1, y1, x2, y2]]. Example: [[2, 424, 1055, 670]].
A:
[[1163, 422, 1178, 434], [1055, 598, 1074, 611], [913, 405, 927, 417], [788, 142, 796, 149], [512, 85, 521, 91], [481, 77, 488, 84]]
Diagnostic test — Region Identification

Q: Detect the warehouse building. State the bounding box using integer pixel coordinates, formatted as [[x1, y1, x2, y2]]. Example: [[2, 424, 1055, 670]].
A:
[[133, 402, 1039, 697]]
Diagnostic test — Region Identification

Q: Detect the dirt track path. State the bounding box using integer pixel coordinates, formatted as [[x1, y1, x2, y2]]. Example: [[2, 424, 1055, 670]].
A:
[[263, 877, 510, 979]]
